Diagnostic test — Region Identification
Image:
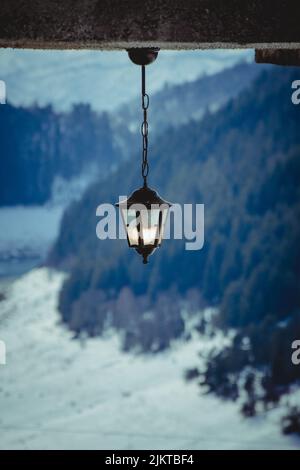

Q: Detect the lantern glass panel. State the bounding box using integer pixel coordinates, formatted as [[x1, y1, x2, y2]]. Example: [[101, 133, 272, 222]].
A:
[[121, 208, 139, 246], [158, 205, 169, 245], [141, 207, 160, 245], [141, 208, 160, 246]]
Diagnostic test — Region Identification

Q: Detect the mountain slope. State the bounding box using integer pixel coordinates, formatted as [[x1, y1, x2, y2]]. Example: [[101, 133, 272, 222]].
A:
[[0, 103, 123, 206], [49, 66, 300, 365], [115, 62, 264, 133], [0, 49, 252, 112], [0, 62, 259, 207]]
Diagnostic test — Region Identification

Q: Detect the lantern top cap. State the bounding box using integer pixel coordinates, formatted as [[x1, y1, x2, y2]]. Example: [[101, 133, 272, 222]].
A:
[[127, 48, 160, 66], [116, 185, 172, 209]]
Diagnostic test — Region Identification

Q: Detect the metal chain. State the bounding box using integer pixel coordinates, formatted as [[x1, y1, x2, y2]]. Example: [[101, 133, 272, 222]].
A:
[[141, 65, 149, 186]]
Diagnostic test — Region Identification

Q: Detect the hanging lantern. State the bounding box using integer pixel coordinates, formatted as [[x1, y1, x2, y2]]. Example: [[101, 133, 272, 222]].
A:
[[116, 49, 172, 264], [116, 185, 171, 264]]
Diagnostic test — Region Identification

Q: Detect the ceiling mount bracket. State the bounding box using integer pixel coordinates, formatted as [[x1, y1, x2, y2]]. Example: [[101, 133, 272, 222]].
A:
[[127, 48, 160, 66]]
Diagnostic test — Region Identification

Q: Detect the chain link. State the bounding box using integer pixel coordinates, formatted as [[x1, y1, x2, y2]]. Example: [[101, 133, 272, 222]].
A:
[[141, 65, 149, 186]]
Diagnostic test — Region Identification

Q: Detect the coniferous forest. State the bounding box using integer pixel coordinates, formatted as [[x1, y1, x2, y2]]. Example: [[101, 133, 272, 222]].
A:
[[0, 103, 128, 205], [47, 66, 300, 430]]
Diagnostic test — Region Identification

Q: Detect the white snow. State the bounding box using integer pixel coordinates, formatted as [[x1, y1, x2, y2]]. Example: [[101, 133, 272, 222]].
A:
[[0, 268, 299, 450]]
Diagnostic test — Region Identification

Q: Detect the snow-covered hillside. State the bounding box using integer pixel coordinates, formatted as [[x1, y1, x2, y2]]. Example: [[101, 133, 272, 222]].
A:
[[0, 269, 299, 450]]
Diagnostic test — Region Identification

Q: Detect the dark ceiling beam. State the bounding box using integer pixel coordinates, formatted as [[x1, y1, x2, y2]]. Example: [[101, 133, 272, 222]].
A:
[[255, 49, 300, 66], [0, 0, 300, 51]]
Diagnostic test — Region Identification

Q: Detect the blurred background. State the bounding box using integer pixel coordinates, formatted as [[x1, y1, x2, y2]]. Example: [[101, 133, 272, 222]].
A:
[[0, 48, 300, 449]]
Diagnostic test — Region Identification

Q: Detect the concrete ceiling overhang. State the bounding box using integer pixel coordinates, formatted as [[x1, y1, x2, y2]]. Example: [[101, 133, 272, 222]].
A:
[[0, 0, 300, 65]]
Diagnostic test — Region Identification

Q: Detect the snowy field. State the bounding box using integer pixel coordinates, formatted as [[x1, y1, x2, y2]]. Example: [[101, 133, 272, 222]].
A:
[[0, 268, 299, 450]]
